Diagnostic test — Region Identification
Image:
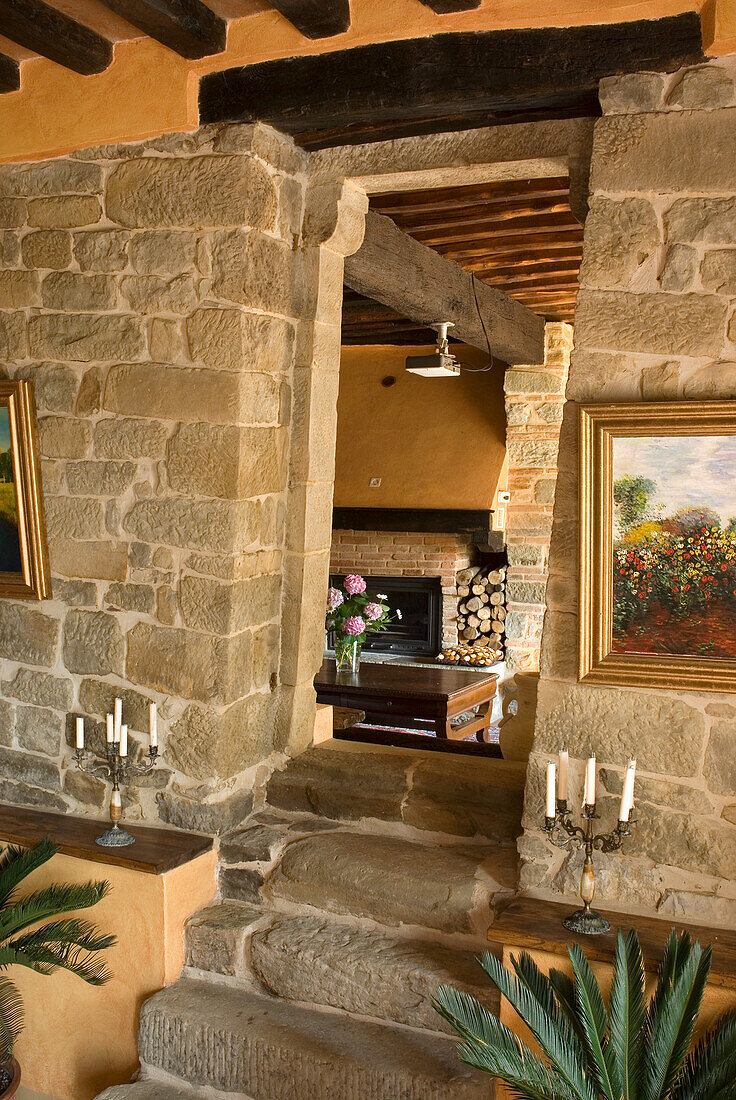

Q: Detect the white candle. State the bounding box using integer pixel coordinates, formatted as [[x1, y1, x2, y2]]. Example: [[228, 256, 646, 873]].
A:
[[114, 697, 122, 741], [119, 724, 128, 758], [583, 755, 597, 808], [106, 713, 114, 744], [545, 761, 556, 818], [619, 758, 637, 822], [558, 749, 569, 802], [149, 701, 158, 749], [75, 716, 84, 749]]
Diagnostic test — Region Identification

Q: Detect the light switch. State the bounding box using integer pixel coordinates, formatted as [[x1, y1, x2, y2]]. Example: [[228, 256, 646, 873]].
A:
[[369, 477, 381, 487]]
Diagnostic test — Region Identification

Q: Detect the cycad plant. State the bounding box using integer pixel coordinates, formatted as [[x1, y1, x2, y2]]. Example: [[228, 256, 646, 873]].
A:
[[0, 837, 116, 1067], [435, 928, 736, 1100]]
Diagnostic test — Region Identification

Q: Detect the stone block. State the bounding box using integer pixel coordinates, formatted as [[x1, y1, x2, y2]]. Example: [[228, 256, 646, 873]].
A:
[[220, 819, 290, 863], [210, 230, 292, 313], [533, 680, 705, 776], [104, 581, 155, 615], [0, 232, 18, 264], [106, 156, 278, 230], [507, 579, 547, 605], [76, 367, 103, 416], [591, 110, 736, 193], [0, 700, 13, 746], [166, 423, 286, 498], [658, 244, 697, 292], [598, 72, 665, 114], [62, 610, 123, 676], [507, 544, 546, 567], [539, 609, 578, 681], [634, 801, 736, 880], [51, 577, 98, 605], [507, 438, 559, 468], [66, 460, 136, 497], [15, 705, 63, 756], [52, 539, 127, 581], [0, 777, 65, 811], [179, 573, 281, 634], [0, 159, 100, 197], [129, 231, 199, 274], [0, 745, 60, 790], [39, 416, 90, 459], [657, 890, 736, 931], [63, 767, 106, 808], [250, 914, 499, 1032], [186, 308, 295, 373], [156, 787, 253, 834], [139, 977, 488, 1100], [30, 365, 78, 414], [41, 271, 116, 311], [574, 291, 727, 357], [0, 312, 26, 360], [701, 250, 736, 295], [4, 668, 72, 710], [73, 231, 128, 271], [0, 199, 26, 228], [553, 845, 664, 911], [218, 866, 263, 903], [578, 197, 659, 290], [78, 679, 153, 732], [185, 902, 261, 975], [149, 319, 186, 362], [28, 314, 144, 362], [124, 498, 260, 553], [0, 270, 39, 308], [665, 198, 736, 244], [45, 497, 102, 540], [403, 757, 525, 841], [27, 196, 101, 228], [0, 603, 59, 667], [270, 831, 515, 932], [119, 274, 197, 315], [534, 478, 557, 504], [504, 370, 565, 396], [667, 66, 734, 109], [704, 722, 736, 796], [165, 692, 276, 780], [599, 766, 714, 814], [21, 231, 71, 269], [126, 622, 219, 703], [94, 417, 166, 459]]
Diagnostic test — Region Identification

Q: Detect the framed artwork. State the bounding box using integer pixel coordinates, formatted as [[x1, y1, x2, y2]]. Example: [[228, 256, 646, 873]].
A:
[[579, 401, 736, 692], [0, 381, 50, 600]]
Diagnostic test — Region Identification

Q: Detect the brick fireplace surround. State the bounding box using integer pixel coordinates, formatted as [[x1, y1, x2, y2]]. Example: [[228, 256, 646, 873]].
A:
[[330, 529, 474, 647]]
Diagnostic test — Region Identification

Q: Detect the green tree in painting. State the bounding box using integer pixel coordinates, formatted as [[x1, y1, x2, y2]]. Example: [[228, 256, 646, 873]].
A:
[[613, 474, 656, 532], [727, 517, 736, 535], [0, 450, 12, 485]]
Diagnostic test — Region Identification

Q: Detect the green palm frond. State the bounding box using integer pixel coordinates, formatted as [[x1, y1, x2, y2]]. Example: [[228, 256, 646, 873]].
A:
[[0, 879, 111, 940], [0, 978, 23, 1061], [548, 967, 592, 1050], [0, 839, 57, 910], [643, 942, 712, 1100], [609, 929, 646, 1100], [672, 1011, 736, 1100], [567, 944, 615, 1100]]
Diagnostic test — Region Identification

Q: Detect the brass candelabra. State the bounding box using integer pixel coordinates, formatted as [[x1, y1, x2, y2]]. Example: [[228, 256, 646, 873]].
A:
[[75, 739, 159, 848]]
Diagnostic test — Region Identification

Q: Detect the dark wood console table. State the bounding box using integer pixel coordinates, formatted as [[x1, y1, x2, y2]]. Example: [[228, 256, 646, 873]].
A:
[[314, 659, 498, 741]]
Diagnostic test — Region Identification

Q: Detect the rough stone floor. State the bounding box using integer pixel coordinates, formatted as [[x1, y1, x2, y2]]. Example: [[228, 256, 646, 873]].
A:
[[98, 740, 525, 1100]]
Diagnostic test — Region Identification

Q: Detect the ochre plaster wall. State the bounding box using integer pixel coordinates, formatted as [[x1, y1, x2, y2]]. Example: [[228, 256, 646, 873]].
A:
[[334, 344, 506, 511], [10, 848, 216, 1100], [0, 1, 727, 166]]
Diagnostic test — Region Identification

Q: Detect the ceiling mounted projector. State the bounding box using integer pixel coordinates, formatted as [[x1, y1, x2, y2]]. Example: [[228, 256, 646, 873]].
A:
[[405, 322, 460, 378]]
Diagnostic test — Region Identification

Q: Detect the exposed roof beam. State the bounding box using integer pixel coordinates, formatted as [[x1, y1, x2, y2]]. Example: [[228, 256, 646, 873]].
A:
[[199, 15, 703, 139], [0, 0, 112, 74], [268, 0, 350, 39], [344, 211, 545, 365], [96, 0, 226, 59], [418, 0, 480, 10], [0, 52, 19, 93]]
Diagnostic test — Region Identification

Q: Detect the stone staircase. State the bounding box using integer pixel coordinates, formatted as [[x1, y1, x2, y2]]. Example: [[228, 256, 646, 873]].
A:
[[99, 740, 526, 1100]]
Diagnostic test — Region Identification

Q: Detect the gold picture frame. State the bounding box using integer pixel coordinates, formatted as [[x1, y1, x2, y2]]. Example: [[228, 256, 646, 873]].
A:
[[0, 380, 50, 600], [579, 400, 736, 693]]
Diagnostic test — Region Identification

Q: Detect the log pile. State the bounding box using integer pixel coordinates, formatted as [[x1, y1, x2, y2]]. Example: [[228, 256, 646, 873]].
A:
[[444, 564, 506, 664]]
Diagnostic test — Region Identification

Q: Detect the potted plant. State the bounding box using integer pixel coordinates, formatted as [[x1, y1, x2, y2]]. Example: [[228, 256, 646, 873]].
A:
[[326, 575, 393, 673], [435, 927, 736, 1100], [0, 837, 115, 1097]]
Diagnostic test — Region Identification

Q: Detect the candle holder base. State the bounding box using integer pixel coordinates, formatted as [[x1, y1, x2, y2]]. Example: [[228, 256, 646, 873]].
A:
[[563, 908, 611, 936], [95, 826, 136, 848]]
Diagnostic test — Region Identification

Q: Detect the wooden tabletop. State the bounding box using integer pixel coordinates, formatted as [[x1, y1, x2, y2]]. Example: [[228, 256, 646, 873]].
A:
[[490, 896, 736, 988], [0, 804, 213, 876], [315, 659, 498, 701]]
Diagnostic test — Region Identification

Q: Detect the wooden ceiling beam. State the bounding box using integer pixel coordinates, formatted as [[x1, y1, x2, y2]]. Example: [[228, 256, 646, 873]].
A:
[[418, 0, 481, 11], [199, 15, 703, 139], [396, 201, 574, 234], [413, 212, 581, 246], [344, 210, 544, 365], [0, 0, 112, 74], [372, 177, 571, 214], [268, 0, 350, 39], [440, 229, 583, 259], [97, 0, 226, 59], [0, 52, 19, 93]]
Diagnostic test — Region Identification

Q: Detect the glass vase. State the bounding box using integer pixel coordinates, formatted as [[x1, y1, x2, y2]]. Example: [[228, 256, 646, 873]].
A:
[[335, 635, 362, 674]]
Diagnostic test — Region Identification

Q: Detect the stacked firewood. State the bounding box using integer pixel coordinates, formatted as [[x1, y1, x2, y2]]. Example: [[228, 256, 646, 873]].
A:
[[455, 564, 506, 651]]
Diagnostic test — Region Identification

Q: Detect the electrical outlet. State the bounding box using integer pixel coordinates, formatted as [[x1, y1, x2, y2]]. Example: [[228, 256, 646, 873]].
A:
[[498, 490, 511, 503], [369, 477, 382, 487], [494, 505, 507, 530]]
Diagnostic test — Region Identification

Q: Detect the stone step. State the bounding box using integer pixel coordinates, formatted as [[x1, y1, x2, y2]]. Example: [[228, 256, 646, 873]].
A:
[[96, 1079, 202, 1100], [265, 739, 526, 841], [261, 828, 517, 933], [186, 902, 500, 1033], [138, 976, 489, 1100]]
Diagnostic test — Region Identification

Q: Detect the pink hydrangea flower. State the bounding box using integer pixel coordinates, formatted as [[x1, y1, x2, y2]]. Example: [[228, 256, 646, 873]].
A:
[[343, 616, 365, 636], [327, 587, 343, 611], [343, 574, 366, 595], [364, 602, 382, 620]]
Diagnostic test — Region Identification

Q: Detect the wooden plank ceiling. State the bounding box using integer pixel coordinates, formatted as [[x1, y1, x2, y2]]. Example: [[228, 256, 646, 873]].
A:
[[342, 175, 582, 345]]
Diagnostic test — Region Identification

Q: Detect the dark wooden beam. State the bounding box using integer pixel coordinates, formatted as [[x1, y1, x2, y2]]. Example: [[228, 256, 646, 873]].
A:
[[199, 14, 703, 140], [332, 507, 492, 536], [0, 0, 112, 74], [97, 0, 225, 59], [419, 0, 481, 10], [268, 0, 350, 39], [344, 210, 544, 364], [0, 52, 19, 94]]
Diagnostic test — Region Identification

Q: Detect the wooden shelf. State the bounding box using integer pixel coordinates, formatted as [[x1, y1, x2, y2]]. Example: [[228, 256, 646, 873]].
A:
[[490, 896, 736, 989], [0, 803, 213, 876]]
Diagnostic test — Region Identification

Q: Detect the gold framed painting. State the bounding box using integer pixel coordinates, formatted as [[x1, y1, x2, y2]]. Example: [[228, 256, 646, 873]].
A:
[[580, 400, 736, 693], [0, 380, 50, 600]]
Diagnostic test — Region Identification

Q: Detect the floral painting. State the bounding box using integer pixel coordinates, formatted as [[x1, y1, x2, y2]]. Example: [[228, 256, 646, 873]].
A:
[[611, 434, 736, 658]]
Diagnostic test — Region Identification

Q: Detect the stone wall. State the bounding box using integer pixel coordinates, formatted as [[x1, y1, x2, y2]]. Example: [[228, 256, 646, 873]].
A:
[[330, 529, 474, 646], [0, 124, 364, 832], [503, 322, 572, 671], [522, 58, 736, 927]]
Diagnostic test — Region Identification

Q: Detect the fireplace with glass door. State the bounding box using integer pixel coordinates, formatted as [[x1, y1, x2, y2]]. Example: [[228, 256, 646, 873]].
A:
[[328, 574, 442, 659]]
